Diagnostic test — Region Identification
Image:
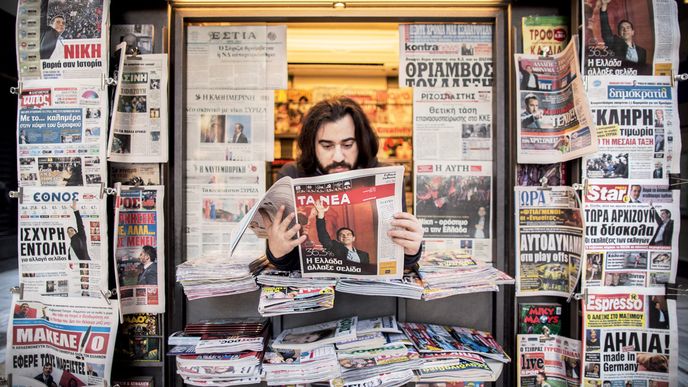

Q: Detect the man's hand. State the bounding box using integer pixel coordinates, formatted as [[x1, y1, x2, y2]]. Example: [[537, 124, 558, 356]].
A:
[[387, 212, 424, 255], [314, 199, 329, 219], [265, 205, 307, 258], [71, 200, 78, 211], [600, 0, 611, 11]]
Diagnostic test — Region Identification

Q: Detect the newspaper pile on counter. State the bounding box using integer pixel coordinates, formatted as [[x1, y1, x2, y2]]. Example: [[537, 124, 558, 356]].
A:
[[257, 268, 336, 316], [176, 352, 263, 386], [517, 334, 581, 386], [417, 352, 495, 382], [272, 317, 357, 352], [335, 270, 424, 299], [263, 345, 341, 385], [332, 369, 416, 387], [176, 254, 267, 300]]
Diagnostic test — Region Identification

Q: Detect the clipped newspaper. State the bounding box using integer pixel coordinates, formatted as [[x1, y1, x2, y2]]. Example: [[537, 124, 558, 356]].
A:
[[108, 54, 169, 163], [582, 0, 680, 77], [515, 186, 583, 298], [272, 317, 357, 352], [7, 293, 119, 385], [414, 161, 493, 262], [113, 185, 165, 315], [582, 286, 678, 385], [17, 78, 108, 187], [584, 76, 680, 178], [110, 163, 161, 185], [16, 0, 109, 80], [399, 23, 493, 88], [232, 166, 406, 279], [413, 87, 492, 161], [517, 334, 581, 387], [19, 187, 108, 298], [582, 180, 680, 289], [186, 89, 274, 162], [515, 38, 598, 163], [110, 24, 155, 55], [186, 25, 287, 90], [522, 16, 569, 55]]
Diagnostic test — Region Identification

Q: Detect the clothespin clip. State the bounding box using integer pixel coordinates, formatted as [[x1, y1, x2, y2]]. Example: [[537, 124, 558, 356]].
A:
[[10, 283, 25, 300], [100, 183, 117, 199], [99, 288, 117, 305], [540, 46, 551, 58], [9, 81, 23, 95], [127, 46, 142, 60], [671, 72, 688, 87], [536, 176, 551, 191], [570, 287, 587, 302], [665, 283, 687, 299], [669, 175, 688, 187], [9, 187, 23, 204]]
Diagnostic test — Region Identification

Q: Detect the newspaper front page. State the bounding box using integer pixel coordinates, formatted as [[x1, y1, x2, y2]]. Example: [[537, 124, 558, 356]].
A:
[[522, 16, 569, 56], [109, 163, 161, 185], [582, 286, 678, 385], [582, 0, 680, 77], [582, 180, 679, 289], [584, 76, 679, 179], [515, 39, 597, 163], [414, 161, 493, 262], [17, 78, 108, 188], [517, 335, 581, 387], [16, 0, 109, 80], [399, 24, 493, 88], [413, 87, 492, 161], [114, 186, 165, 315], [7, 293, 119, 385], [186, 25, 287, 90], [515, 186, 583, 298], [19, 187, 108, 298], [186, 89, 274, 162], [108, 54, 169, 163], [110, 24, 155, 55]]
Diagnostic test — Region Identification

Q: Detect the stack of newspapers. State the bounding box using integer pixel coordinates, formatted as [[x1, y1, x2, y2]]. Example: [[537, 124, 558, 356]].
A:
[[262, 345, 341, 385], [336, 270, 424, 299], [175, 352, 263, 385], [400, 322, 510, 383], [417, 250, 514, 300], [257, 268, 337, 316], [176, 254, 267, 300]]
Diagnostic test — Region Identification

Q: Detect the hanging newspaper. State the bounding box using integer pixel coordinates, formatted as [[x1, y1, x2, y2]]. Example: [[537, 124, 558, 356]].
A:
[[515, 186, 583, 298], [110, 163, 161, 185], [412, 87, 492, 161], [582, 0, 680, 77], [7, 293, 119, 385], [185, 161, 265, 260], [15, 0, 109, 80], [582, 180, 679, 289], [108, 54, 169, 163], [186, 25, 287, 90], [17, 78, 108, 187], [515, 39, 597, 163], [399, 24, 493, 88], [414, 161, 492, 262], [517, 335, 582, 387], [110, 24, 155, 55], [522, 16, 569, 56], [186, 89, 274, 162], [584, 75, 680, 179], [516, 163, 567, 187], [582, 286, 678, 385], [19, 187, 108, 298], [113, 185, 165, 315]]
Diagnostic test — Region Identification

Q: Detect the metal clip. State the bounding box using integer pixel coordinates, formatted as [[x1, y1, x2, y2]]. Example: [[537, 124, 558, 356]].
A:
[[127, 46, 142, 60], [572, 183, 585, 191], [536, 176, 552, 191], [9, 87, 19, 95], [10, 284, 25, 300], [669, 176, 688, 187], [103, 187, 117, 196], [674, 73, 688, 82], [666, 283, 688, 299], [99, 288, 117, 305], [9, 187, 23, 204]]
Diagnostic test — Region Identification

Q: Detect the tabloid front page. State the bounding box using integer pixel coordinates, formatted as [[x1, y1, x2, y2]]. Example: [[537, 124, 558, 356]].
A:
[[108, 54, 169, 163], [7, 294, 119, 385], [582, 287, 677, 385], [399, 24, 493, 88], [515, 186, 583, 298], [518, 335, 581, 387], [582, 180, 679, 289], [186, 25, 287, 90], [515, 39, 598, 163], [19, 187, 108, 298], [584, 76, 680, 179], [522, 16, 569, 56], [414, 161, 493, 262], [17, 78, 108, 188], [113, 185, 165, 315], [582, 0, 680, 77], [16, 0, 109, 80]]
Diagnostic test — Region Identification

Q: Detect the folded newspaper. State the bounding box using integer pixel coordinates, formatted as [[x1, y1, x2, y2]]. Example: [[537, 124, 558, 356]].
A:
[[272, 317, 357, 352], [230, 166, 406, 279]]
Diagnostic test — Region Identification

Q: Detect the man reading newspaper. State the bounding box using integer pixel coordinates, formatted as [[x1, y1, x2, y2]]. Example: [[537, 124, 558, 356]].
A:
[[265, 97, 424, 270]]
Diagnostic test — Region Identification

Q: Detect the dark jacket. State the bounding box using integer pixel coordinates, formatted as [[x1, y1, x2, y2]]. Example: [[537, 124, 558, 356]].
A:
[[267, 161, 422, 270], [69, 210, 91, 260], [34, 373, 56, 387], [138, 262, 158, 285], [233, 132, 248, 143], [600, 11, 648, 71], [316, 218, 370, 265], [649, 210, 673, 247]]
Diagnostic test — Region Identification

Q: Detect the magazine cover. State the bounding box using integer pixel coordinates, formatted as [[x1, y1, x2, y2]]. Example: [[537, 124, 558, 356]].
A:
[[518, 303, 562, 335], [522, 16, 569, 55], [272, 317, 357, 352]]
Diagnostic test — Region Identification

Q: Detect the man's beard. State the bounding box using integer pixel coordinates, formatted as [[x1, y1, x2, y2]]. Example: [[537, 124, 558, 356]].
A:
[[320, 160, 355, 174]]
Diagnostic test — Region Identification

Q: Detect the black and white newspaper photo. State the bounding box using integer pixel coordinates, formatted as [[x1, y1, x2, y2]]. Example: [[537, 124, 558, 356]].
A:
[[413, 87, 492, 161], [7, 293, 119, 385], [186, 89, 275, 161], [17, 79, 108, 187], [584, 75, 679, 179], [515, 186, 583, 298], [399, 23, 493, 88], [186, 25, 287, 90], [582, 180, 680, 289], [109, 163, 161, 185], [16, 0, 109, 80], [114, 185, 165, 315], [582, 0, 680, 77], [108, 54, 169, 163], [515, 39, 598, 163], [19, 187, 108, 298], [517, 334, 582, 387], [582, 286, 678, 385], [414, 161, 492, 262], [110, 24, 155, 56]]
